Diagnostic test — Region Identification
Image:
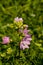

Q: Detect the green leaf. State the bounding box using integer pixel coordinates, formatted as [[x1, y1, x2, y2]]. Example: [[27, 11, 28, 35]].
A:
[[0, 61, 2, 65], [35, 43, 42, 47]]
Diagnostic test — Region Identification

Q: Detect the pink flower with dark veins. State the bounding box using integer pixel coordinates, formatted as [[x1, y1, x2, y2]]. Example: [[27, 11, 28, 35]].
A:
[[20, 34, 32, 50], [20, 41, 29, 50]]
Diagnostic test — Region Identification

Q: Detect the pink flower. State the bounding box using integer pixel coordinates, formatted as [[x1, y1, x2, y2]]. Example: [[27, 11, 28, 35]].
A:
[[19, 18, 23, 22], [22, 41, 30, 45], [14, 17, 19, 22], [26, 38, 32, 41], [20, 41, 29, 50], [2, 36, 10, 44], [23, 28, 28, 34], [20, 34, 32, 50], [14, 17, 23, 22]]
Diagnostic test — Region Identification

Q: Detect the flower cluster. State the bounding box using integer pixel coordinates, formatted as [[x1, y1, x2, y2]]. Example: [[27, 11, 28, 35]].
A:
[[14, 17, 23, 28], [20, 26, 32, 50], [20, 35, 32, 50], [14, 17, 32, 50], [1, 17, 32, 50]]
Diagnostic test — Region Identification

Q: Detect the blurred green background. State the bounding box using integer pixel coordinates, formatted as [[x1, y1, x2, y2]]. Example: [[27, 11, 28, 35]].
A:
[[0, 0, 43, 65]]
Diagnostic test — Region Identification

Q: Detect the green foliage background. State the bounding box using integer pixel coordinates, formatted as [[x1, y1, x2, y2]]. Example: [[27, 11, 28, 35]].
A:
[[0, 0, 43, 65]]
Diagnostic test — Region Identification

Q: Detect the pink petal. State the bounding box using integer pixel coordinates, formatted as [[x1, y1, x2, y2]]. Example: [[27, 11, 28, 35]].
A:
[[19, 18, 23, 22], [23, 41, 30, 45], [23, 45, 29, 50], [14, 17, 19, 22], [26, 38, 32, 41]]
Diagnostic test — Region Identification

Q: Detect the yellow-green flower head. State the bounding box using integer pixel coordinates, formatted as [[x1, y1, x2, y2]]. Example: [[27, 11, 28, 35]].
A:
[[7, 47, 13, 54], [1, 53, 6, 57], [23, 24, 28, 28], [9, 24, 14, 28], [14, 17, 23, 28]]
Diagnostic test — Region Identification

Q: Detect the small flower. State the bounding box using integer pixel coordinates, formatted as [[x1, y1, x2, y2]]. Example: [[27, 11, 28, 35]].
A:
[[23, 28, 28, 34], [1, 53, 6, 57], [20, 33, 32, 50], [20, 41, 29, 50], [23, 35, 32, 41], [14, 17, 23, 22], [14, 17, 23, 28], [23, 24, 28, 28], [7, 47, 13, 54], [26, 37, 32, 41], [2, 36, 10, 44], [14, 17, 19, 22], [23, 28, 30, 35], [19, 18, 23, 22]]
